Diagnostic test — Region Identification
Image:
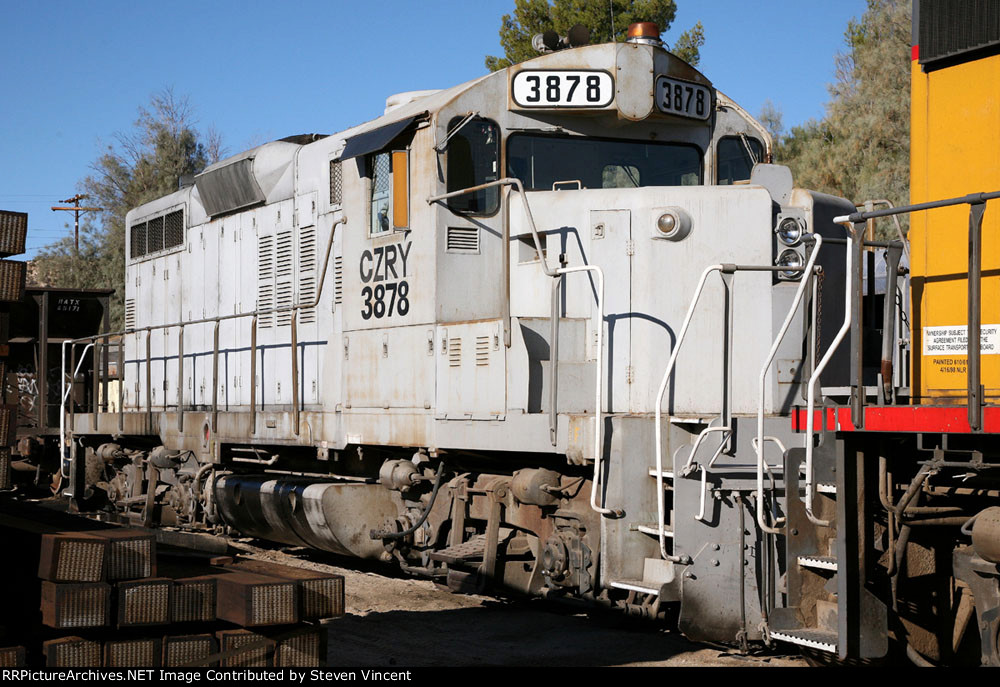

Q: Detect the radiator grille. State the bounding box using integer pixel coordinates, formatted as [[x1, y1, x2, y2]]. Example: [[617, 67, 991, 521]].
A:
[[163, 209, 184, 249], [250, 583, 297, 625], [163, 635, 216, 668], [172, 578, 216, 622], [446, 226, 479, 252], [118, 579, 171, 626], [275, 628, 324, 667], [130, 222, 147, 258], [146, 215, 165, 253], [44, 637, 101, 668], [475, 336, 490, 367], [300, 577, 345, 619], [329, 161, 342, 206], [448, 337, 462, 367], [219, 631, 273, 668], [105, 638, 159, 667]]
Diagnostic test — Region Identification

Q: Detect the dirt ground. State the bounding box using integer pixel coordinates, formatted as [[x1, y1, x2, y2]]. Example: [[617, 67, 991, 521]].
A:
[[228, 539, 805, 668]]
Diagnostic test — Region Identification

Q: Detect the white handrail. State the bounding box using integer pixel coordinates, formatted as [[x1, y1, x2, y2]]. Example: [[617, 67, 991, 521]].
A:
[[756, 234, 823, 534], [804, 226, 857, 526], [60, 341, 95, 479], [556, 264, 616, 518], [654, 264, 724, 560]]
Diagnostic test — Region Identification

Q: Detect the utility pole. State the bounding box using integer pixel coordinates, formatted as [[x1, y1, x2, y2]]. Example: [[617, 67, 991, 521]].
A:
[[51, 194, 102, 255]]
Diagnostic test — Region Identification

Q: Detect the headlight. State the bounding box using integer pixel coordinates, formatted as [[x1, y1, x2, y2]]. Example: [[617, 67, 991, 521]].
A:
[[653, 207, 692, 241], [776, 249, 803, 280], [776, 217, 804, 246]]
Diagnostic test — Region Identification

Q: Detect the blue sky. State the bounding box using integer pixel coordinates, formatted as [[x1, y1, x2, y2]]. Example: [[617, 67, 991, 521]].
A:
[[0, 0, 870, 257]]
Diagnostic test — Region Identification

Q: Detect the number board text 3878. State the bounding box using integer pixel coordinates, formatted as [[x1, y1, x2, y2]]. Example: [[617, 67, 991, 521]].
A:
[[511, 70, 614, 108]]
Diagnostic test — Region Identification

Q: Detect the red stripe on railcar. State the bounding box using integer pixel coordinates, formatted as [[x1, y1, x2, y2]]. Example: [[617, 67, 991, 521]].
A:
[[791, 406, 1000, 433]]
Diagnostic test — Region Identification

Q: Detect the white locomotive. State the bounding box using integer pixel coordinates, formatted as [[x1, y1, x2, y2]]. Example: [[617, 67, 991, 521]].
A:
[[68, 23, 859, 651]]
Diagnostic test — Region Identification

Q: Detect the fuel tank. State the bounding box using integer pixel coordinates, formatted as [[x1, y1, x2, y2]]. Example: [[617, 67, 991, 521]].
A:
[[213, 475, 401, 560]]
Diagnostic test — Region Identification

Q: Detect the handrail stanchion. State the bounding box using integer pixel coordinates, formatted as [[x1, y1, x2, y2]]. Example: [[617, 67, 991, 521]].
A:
[[756, 235, 823, 534]]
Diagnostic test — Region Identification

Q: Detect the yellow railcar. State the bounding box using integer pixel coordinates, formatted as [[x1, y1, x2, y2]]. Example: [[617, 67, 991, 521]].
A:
[[910, 0, 1000, 402]]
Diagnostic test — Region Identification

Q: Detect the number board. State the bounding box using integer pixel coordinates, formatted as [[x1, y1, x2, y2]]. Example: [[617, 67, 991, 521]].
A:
[[511, 70, 614, 108], [655, 76, 711, 120]]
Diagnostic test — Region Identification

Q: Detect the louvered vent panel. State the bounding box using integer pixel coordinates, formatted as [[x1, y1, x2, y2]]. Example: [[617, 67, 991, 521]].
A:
[[163, 209, 184, 249], [147, 215, 164, 253], [333, 256, 343, 306], [298, 226, 317, 324], [130, 222, 146, 258], [125, 299, 136, 330], [329, 161, 342, 206], [475, 336, 490, 366], [276, 231, 294, 326], [447, 226, 479, 252], [448, 337, 462, 367], [257, 236, 275, 328]]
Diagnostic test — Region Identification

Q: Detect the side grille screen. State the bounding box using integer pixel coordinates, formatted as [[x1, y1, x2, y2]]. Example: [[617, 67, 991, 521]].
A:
[[130, 209, 184, 259], [329, 161, 342, 206], [163, 209, 184, 248]]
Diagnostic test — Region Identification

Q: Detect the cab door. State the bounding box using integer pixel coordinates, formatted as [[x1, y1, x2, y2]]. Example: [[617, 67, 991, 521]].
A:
[[589, 209, 631, 413]]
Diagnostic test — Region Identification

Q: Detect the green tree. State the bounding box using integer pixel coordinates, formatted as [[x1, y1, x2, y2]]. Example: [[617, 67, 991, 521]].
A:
[[33, 90, 222, 328], [486, 0, 702, 71], [757, 98, 784, 144], [672, 20, 704, 66], [777, 0, 910, 233]]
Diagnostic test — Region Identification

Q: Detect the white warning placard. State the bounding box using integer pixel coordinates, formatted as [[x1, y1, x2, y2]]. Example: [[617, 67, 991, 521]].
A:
[[922, 324, 1000, 356]]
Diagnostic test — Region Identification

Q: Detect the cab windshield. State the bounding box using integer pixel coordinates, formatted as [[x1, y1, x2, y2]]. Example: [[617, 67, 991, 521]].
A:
[[507, 134, 701, 191]]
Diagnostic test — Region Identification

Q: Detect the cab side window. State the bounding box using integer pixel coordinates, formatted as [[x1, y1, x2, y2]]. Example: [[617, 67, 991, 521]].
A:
[[446, 118, 500, 216], [368, 152, 392, 235], [717, 136, 764, 185]]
